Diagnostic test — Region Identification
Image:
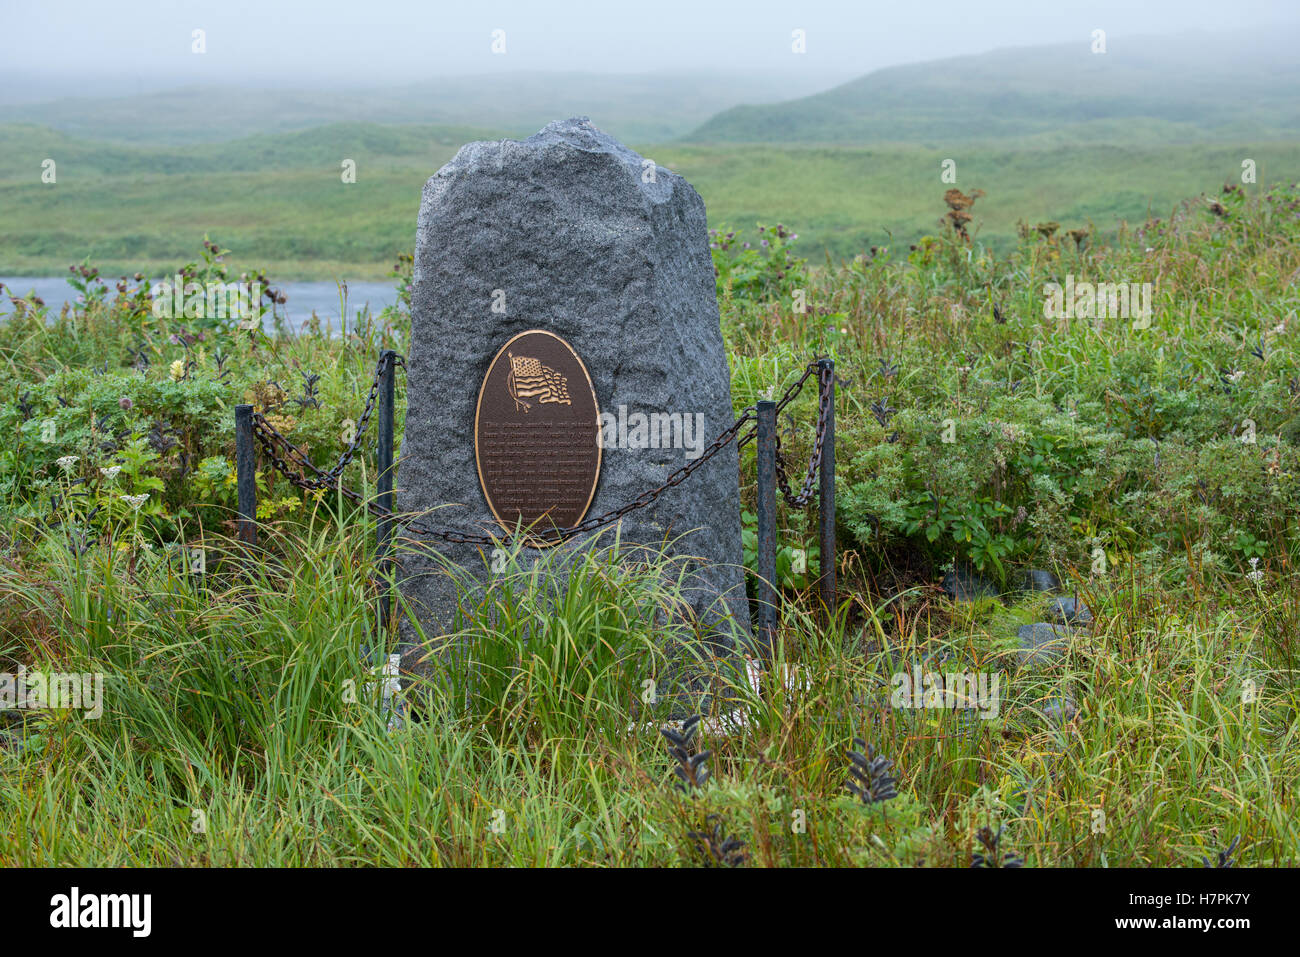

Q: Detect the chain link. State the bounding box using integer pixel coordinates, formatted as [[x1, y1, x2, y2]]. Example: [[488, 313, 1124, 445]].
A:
[[249, 353, 831, 548], [774, 361, 833, 508], [255, 350, 396, 491]]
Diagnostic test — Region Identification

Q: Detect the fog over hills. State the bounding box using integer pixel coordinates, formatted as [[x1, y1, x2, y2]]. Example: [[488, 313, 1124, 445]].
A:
[[3, 26, 1296, 277], [0, 71, 848, 146], [684, 28, 1300, 144], [5, 27, 1295, 149]]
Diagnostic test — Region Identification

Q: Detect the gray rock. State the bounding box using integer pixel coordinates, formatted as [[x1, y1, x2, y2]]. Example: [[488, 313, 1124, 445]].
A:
[[1041, 695, 1079, 724], [941, 566, 999, 601], [1047, 595, 1093, 627], [1016, 622, 1076, 667], [395, 118, 749, 681], [1020, 568, 1061, 593]]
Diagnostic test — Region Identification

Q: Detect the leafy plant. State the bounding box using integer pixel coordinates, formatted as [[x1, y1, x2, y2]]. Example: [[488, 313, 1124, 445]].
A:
[[710, 223, 806, 304], [845, 738, 898, 806], [741, 508, 820, 590], [688, 814, 747, 867], [971, 824, 1025, 868], [662, 714, 711, 793]]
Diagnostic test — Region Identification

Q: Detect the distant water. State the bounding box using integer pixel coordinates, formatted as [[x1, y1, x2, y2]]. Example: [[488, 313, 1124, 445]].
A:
[[0, 277, 400, 333]]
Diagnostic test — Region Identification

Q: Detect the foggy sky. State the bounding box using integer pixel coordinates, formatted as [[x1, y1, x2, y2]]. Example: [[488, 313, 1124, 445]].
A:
[[8, 0, 1300, 86]]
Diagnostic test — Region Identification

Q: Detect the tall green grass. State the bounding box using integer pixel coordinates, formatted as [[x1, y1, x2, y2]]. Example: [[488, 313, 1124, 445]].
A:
[[2, 507, 1295, 865]]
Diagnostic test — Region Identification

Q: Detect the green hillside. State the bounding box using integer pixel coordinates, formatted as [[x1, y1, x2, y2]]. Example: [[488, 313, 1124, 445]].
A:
[[0, 122, 502, 279], [3, 30, 1298, 279], [0, 72, 840, 147], [687, 28, 1300, 144], [0, 122, 502, 175], [3, 120, 1295, 278], [654, 142, 1299, 260]]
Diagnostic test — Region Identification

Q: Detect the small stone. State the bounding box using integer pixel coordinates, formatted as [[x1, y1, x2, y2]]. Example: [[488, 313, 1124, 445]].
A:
[[1042, 695, 1079, 723], [1020, 568, 1060, 592], [1016, 622, 1075, 666], [1047, 596, 1093, 626], [942, 566, 999, 601]]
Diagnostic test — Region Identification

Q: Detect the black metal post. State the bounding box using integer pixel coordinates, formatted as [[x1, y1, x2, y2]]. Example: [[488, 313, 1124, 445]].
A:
[[756, 399, 778, 659], [235, 404, 257, 547], [376, 351, 396, 632], [818, 359, 836, 617]]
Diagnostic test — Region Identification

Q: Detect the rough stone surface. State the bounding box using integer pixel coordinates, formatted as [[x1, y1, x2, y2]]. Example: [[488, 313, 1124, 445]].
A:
[[1047, 595, 1093, 627], [1016, 622, 1077, 667], [1041, 695, 1080, 724], [942, 566, 999, 602], [395, 118, 749, 676], [1020, 568, 1061, 593]]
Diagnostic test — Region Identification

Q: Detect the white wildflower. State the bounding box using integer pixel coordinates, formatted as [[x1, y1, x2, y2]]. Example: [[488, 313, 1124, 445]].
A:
[[100, 466, 122, 480], [56, 455, 78, 473], [122, 493, 149, 511]]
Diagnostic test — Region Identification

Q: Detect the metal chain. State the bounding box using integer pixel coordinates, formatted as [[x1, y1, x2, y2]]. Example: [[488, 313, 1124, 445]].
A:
[[249, 355, 829, 548], [257, 350, 396, 491], [737, 360, 821, 449], [774, 362, 833, 508], [253, 400, 758, 547]]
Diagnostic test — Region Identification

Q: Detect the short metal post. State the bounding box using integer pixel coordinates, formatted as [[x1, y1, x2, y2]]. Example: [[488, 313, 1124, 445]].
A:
[[235, 404, 257, 547], [756, 400, 778, 659], [376, 351, 396, 632], [817, 359, 836, 617]]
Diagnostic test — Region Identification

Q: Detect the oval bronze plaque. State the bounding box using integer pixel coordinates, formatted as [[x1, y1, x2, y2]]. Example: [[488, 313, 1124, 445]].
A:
[[475, 329, 601, 545]]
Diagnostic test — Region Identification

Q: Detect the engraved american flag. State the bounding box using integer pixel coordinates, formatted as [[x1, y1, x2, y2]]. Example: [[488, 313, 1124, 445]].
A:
[[507, 351, 571, 411]]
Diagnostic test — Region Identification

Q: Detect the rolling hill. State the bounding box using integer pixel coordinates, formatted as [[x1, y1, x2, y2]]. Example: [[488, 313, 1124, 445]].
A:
[[685, 28, 1300, 145], [3, 29, 1298, 279], [0, 71, 845, 147]]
